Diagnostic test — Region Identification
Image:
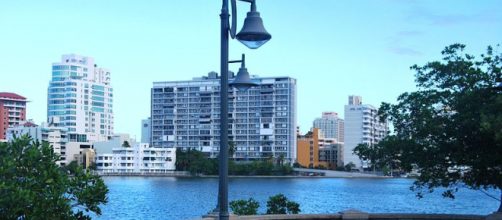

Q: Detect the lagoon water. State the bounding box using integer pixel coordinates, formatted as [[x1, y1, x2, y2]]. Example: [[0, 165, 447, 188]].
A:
[[96, 177, 497, 220]]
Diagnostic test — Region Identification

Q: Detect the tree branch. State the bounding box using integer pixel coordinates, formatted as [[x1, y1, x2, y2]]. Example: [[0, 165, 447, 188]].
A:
[[479, 189, 501, 202]]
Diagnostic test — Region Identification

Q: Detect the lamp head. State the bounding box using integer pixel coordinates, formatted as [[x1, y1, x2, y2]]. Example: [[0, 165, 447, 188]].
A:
[[230, 66, 259, 91], [236, 11, 271, 49]]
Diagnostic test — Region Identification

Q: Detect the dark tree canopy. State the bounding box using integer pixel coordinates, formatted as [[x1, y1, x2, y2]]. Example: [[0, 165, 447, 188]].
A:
[[0, 135, 108, 219], [230, 198, 260, 215], [266, 194, 300, 215], [378, 44, 502, 211]]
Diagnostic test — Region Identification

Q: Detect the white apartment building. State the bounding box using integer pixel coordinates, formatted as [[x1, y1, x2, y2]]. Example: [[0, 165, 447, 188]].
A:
[[313, 112, 344, 142], [151, 72, 297, 162], [94, 133, 137, 155], [343, 95, 388, 169], [6, 120, 71, 166], [95, 143, 176, 173], [47, 54, 113, 143]]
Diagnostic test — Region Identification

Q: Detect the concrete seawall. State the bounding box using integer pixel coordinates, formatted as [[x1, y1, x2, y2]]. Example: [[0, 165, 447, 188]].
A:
[[97, 171, 191, 177], [202, 210, 502, 220]]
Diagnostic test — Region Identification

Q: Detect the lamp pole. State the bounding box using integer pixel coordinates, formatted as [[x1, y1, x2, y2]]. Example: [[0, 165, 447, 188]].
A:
[[218, 1, 230, 219], [218, 1, 270, 219]]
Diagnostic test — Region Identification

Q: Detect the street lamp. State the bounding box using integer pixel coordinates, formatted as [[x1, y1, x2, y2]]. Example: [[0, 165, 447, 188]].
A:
[[218, 0, 270, 220], [230, 54, 259, 91]]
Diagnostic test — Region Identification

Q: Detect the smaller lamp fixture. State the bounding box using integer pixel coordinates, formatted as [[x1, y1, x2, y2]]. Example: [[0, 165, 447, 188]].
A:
[[229, 54, 259, 91], [236, 1, 271, 49]]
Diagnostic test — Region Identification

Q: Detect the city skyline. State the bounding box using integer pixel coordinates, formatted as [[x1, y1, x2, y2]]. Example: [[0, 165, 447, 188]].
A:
[[1, 0, 501, 138]]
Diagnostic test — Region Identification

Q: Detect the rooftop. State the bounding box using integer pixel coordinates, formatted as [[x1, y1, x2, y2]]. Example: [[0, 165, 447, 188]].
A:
[[0, 92, 26, 100]]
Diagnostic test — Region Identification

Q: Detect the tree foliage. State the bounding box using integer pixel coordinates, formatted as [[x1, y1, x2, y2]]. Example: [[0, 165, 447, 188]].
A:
[[0, 135, 108, 219], [353, 141, 403, 173], [266, 194, 300, 214], [377, 44, 502, 211], [122, 141, 131, 148], [175, 149, 293, 176], [344, 162, 356, 172], [230, 198, 260, 215]]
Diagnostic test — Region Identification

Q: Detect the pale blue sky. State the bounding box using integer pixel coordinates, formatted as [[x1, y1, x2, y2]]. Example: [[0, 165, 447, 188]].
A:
[[0, 0, 501, 139]]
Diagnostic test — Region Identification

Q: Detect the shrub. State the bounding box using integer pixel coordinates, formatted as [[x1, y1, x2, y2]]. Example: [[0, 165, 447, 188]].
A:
[[230, 198, 259, 215]]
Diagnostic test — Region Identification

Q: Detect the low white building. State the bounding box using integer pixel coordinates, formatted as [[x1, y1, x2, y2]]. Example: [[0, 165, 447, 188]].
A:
[[6, 120, 72, 166], [96, 143, 176, 174]]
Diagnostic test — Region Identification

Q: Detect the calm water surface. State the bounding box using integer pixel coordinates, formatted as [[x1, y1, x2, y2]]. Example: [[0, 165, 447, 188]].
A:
[[95, 177, 497, 220]]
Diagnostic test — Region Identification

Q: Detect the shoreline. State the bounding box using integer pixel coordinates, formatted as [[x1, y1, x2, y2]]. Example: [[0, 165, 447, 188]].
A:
[[99, 173, 393, 179]]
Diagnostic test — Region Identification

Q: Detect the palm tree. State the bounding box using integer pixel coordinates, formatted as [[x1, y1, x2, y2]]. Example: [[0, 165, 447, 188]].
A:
[[228, 141, 236, 160], [122, 141, 131, 148]]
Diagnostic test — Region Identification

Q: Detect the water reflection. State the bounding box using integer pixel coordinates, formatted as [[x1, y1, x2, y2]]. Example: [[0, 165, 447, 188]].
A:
[[96, 177, 497, 220]]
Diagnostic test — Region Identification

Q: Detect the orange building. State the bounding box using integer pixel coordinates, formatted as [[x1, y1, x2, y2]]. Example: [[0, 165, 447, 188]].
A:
[[297, 128, 320, 168], [297, 128, 343, 169]]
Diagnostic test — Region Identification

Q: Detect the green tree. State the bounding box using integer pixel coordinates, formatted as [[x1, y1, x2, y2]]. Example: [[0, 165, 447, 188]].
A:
[[353, 143, 377, 172], [378, 44, 502, 211], [344, 162, 356, 172], [266, 194, 300, 214], [122, 141, 131, 148], [228, 141, 236, 159], [0, 135, 108, 219], [229, 198, 260, 215]]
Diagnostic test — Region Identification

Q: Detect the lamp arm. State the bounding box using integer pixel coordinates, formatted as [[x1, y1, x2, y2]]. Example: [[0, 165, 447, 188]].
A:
[[229, 0, 237, 39], [229, 0, 255, 39]]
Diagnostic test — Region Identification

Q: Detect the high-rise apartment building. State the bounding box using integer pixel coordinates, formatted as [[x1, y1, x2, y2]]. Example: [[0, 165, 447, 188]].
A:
[[313, 112, 344, 142], [0, 92, 27, 140], [343, 95, 388, 169], [151, 72, 297, 162], [47, 54, 113, 143]]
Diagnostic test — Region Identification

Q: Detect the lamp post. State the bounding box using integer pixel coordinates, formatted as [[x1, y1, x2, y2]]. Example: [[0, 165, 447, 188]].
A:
[[218, 0, 270, 219]]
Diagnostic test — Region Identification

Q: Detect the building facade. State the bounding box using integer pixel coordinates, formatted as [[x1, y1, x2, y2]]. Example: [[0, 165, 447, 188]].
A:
[[141, 117, 151, 144], [297, 128, 320, 168], [94, 133, 137, 155], [95, 143, 176, 173], [151, 72, 297, 162], [313, 111, 344, 142], [343, 95, 388, 169], [0, 92, 27, 140], [297, 128, 343, 169], [47, 54, 113, 143], [6, 120, 70, 166]]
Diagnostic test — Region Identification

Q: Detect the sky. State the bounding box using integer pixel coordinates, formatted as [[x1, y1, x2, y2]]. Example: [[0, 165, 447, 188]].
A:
[[0, 0, 501, 139]]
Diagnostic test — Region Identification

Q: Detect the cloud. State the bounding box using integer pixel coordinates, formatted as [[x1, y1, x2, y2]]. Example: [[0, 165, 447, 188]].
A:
[[386, 31, 423, 56], [388, 46, 423, 56], [396, 30, 423, 37], [406, 7, 501, 27]]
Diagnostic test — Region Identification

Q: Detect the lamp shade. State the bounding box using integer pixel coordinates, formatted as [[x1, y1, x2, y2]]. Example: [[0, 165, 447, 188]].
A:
[[236, 11, 271, 49], [230, 67, 259, 91]]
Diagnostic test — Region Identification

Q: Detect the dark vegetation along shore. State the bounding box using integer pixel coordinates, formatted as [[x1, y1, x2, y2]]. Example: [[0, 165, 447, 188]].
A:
[[175, 149, 294, 176]]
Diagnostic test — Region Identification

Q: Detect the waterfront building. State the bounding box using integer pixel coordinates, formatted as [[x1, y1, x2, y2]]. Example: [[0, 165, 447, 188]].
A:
[[75, 148, 96, 169], [94, 133, 137, 154], [318, 143, 343, 169], [6, 119, 70, 166], [95, 143, 176, 173], [313, 111, 344, 142], [297, 128, 343, 169], [141, 117, 151, 144], [297, 128, 320, 168], [0, 92, 27, 140], [47, 54, 113, 143], [343, 95, 388, 170], [151, 72, 297, 162]]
